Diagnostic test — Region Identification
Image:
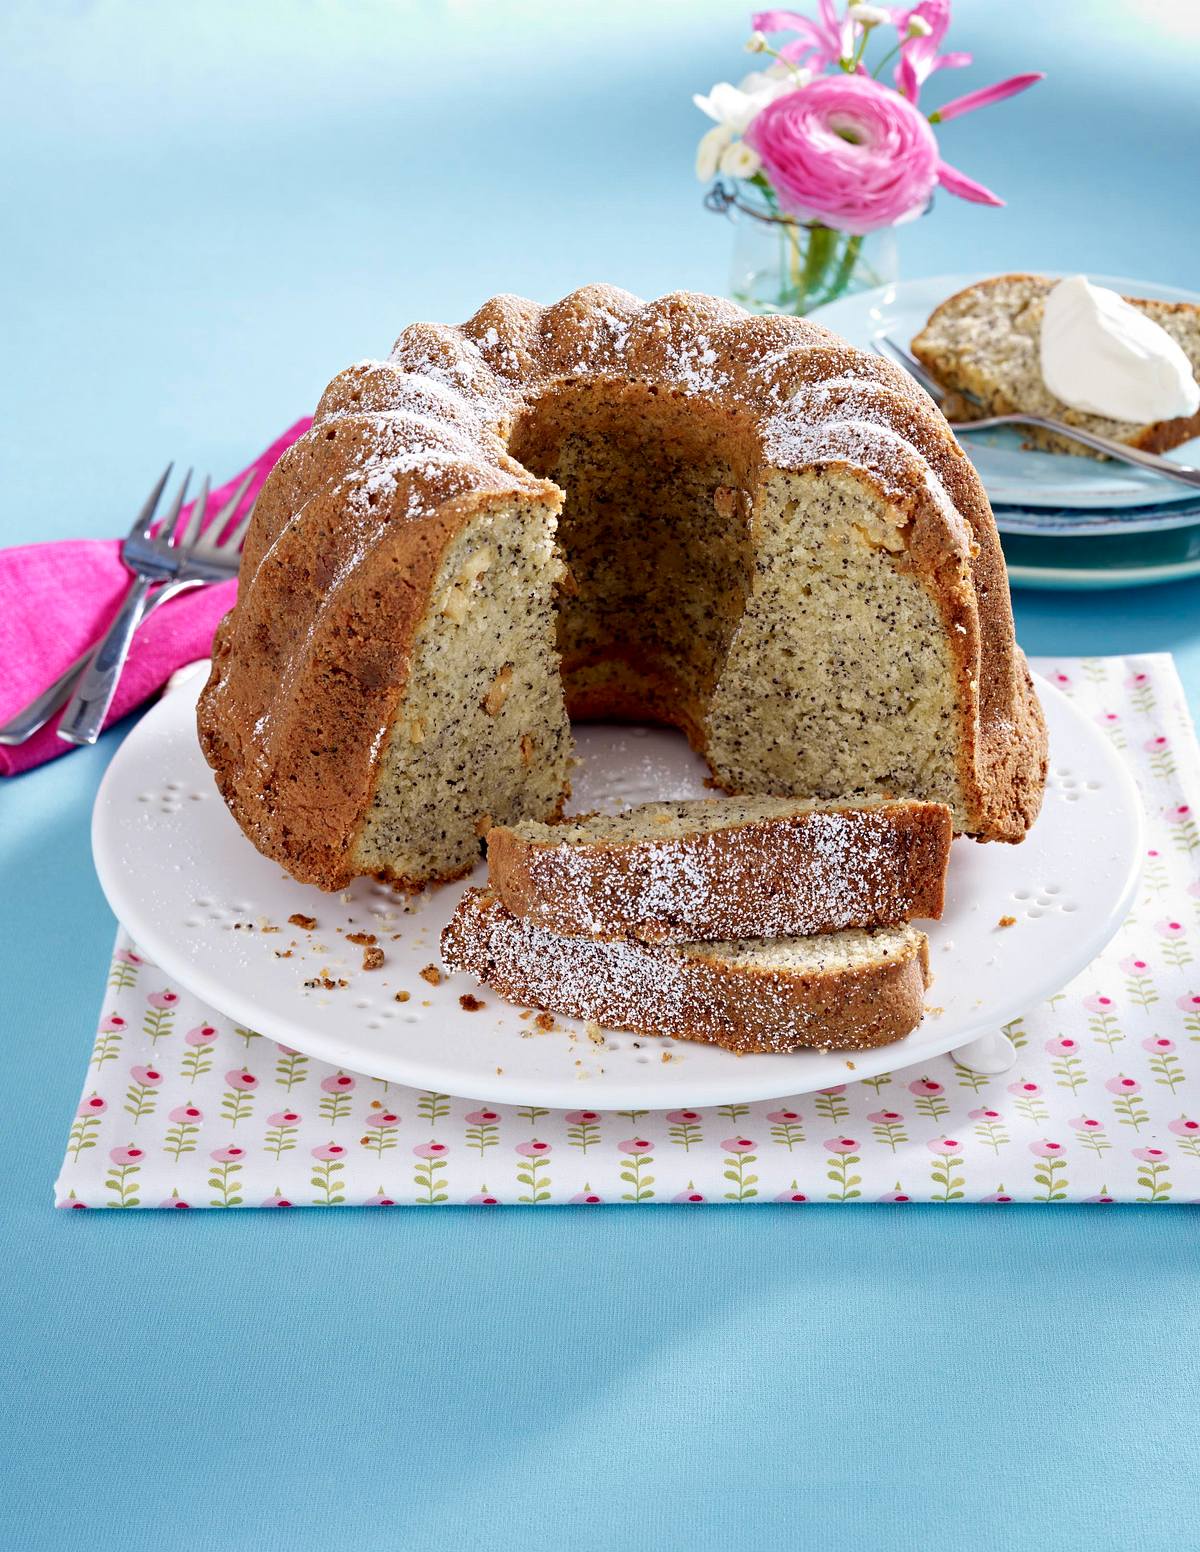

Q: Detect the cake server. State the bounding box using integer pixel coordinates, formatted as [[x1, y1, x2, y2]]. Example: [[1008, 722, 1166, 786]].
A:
[[874, 334, 1200, 490]]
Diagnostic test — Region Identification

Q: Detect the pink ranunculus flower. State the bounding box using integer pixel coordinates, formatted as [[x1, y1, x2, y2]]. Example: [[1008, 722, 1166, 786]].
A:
[[267, 1110, 301, 1126], [99, 1015, 126, 1032], [413, 1141, 448, 1159], [77, 1094, 107, 1117], [1082, 994, 1114, 1014], [665, 1109, 701, 1124], [168, 1104, 203, 1124], [225, 1069, 258, 1090], [320, 1073, 355, 1093], [1070, 1116, 1104, 1132], [927, 1137, 962, 1155], [1176, 994, 1200, 1013], [1156, 919, 1186, 940], [867, 1109, 903, 1124], [109, 1146, 144, 1164], [1044, 1037, 1079, 1057], [909, 1078, 943, 1096], [515, 1139, 551, 1158], [745, 76, 940, 234], [468, 1192, 501, 1205], [1144, 736, 1169, 753], [571, 1191, 604, 1204], [618, 1138, 653, 1155], [767, 1108, 803, 1123], [1105, 1075, 1141, 1096], [185, 1024, 218, 1046], [1029, 1139, 1065, 1159], [822, 1136, 858, 1154], [672, 1189, 706, 1203], [968, 1107, 1002, 1122], [1169, 1117, 1200, 1138], [466, 1108, 502, 1124], [877, 1189, 912, 1203], [146, 990, 179, 1010], [1132, 1147, 1167, 1163], [1119, 957, 1149, 975], [130, 1064, 163, 1087], [1008, 1080, 1041, 1097], [311, 1143, 345, 1161], [723, 1136, 758, 1153], [211, 1146, 245, 1162], [1143, 1036, 1175, 1055]]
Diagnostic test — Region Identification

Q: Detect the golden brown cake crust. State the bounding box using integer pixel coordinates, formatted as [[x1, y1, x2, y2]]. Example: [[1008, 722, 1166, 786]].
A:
[[441, 889, 931, 1054], [198, 284, 1046, 891], [487, 799, 952, 943]]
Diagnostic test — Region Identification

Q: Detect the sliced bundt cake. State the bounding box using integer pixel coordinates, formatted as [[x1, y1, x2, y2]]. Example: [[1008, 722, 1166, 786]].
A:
[[197, 285, 1047, 891], [486, 796, 952, 943]]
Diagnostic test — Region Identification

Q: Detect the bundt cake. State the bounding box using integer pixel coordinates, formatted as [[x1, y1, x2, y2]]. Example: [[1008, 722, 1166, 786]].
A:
[[486, 796, 952, 943], [198, 285, 1046, 892], [442, 889, 931, 1055]]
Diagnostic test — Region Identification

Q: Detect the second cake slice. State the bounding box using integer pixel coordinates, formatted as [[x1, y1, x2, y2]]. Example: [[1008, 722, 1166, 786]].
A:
[[486, 796, 952, 944]]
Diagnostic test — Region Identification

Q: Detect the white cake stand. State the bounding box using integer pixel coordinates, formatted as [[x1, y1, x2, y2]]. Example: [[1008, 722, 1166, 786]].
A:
[[92, 671, 1142, 1110]]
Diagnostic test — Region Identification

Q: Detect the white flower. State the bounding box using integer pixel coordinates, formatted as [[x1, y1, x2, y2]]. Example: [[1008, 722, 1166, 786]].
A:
[[693, 67, 802, 134], [745, 29, 769, 52], [719, 140, 763, 180], [695, 123, 735, 182], [848, 3, 890, 24], [906, 14, 933, 36]]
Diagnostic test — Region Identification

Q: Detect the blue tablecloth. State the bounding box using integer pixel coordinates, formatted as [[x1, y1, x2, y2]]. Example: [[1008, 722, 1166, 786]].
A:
[[2, 3, 1197, 1547]]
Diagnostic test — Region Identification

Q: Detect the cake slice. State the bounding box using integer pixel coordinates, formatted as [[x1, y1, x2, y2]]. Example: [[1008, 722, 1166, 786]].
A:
[[441, 889, 930, 1054], [486, 796, 952, 943], [911, 273, 1200, 458]]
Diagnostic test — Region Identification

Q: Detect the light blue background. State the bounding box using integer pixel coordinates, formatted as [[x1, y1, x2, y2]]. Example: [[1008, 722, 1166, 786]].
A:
[[2, 3, 1198, 1548]]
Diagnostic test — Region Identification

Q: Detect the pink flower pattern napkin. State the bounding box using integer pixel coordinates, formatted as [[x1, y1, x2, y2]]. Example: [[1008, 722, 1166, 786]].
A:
[[55, 653, 1200, 1206]]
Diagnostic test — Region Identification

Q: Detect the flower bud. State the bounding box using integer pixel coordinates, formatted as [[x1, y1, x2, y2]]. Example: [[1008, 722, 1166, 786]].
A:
[[906, 14, 934, 37], [745, 30, 768, 52], [849, 2, 890, 24]]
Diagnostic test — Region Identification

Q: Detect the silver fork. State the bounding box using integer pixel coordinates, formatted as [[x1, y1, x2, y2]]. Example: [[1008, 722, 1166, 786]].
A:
[[874, 334, 1200, 491], [27, 466, 257, 748]]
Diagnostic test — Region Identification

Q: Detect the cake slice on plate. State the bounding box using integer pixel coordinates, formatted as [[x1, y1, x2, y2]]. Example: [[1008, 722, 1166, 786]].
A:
[[486, 795, 952, 944], [441, 889, 930, 1054], [911, 272, 1200, 458]]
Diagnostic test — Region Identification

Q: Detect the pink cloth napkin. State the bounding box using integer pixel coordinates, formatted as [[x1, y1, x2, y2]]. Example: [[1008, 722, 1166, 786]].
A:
[[0, 419, 311, 777]]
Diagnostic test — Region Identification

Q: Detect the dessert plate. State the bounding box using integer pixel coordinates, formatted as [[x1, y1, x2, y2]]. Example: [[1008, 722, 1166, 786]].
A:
[[811, 272, 1200, 516], [93, 671, 1142, 1110]]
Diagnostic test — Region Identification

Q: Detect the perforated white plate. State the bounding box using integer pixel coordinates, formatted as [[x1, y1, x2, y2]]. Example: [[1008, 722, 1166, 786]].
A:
[[92, 672, 1142, 1110]]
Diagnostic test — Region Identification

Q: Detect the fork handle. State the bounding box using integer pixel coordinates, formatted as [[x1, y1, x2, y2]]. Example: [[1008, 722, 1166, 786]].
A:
[[963, 413, 1200, 488], [56, 575, 157, 746]]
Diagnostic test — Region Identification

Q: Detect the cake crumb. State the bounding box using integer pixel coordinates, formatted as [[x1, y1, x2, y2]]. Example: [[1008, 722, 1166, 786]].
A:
[[393, 990, 410, 1003], [997, 914, 1017, 929], [534, 1012, 556, 1032], [661, 1051, 673, 1063], [459, 993, 486, 1012], [362, 947, 385, 971], [419, 964, 442, 986], [496, 1066, 503, 1075], [288, 913, 317, 930], [845, 1059, 856, 1070], [585, 1020, 605, 1047], [274, 949, 293, 959], [346, 931, 377, 947], [261, 925, 280, 934]]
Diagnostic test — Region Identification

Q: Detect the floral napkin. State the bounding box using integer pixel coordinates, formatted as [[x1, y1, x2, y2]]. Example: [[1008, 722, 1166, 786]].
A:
[[56, 653, 1200, 1208]]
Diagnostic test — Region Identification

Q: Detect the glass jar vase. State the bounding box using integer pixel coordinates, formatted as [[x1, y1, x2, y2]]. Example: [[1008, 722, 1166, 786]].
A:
[[708, 182, 900, 316]]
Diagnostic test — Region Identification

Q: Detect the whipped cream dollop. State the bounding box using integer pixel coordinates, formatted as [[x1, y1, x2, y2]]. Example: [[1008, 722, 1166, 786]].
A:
[[1038, 274, 1200, 424]]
